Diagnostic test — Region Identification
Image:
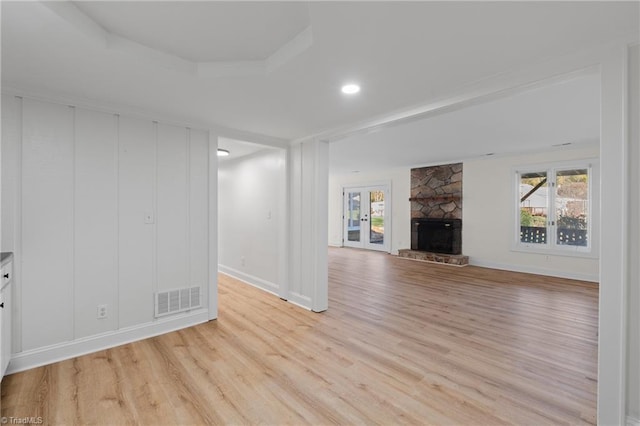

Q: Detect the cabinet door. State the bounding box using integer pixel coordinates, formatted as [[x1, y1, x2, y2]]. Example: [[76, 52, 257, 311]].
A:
[[1, 283, 12, 378], [0, 286, 3, 378]]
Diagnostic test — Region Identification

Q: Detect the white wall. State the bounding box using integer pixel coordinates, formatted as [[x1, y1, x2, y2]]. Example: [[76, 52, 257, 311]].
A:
[[218, 148, 286, 296], [463, 146, 599, 282], [218, 140, 329, 313], [1, 94, 211, 371], [328, 149, 599, 282], [328, 168, 410, 255], [627, 43, 640, 424]]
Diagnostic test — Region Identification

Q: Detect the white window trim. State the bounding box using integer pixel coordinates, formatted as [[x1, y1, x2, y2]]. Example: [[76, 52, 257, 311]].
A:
[[511, 158, 599, 259]]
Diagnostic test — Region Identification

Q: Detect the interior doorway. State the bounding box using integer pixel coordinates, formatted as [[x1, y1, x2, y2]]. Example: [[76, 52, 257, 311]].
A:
[[343, 185, 390, 252]]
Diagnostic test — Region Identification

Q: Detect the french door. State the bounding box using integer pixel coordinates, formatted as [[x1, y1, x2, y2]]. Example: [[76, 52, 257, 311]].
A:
[[343, 185, 390, 252]]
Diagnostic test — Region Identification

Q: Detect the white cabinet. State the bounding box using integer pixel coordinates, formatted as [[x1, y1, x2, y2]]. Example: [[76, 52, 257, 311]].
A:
[[1, 253, 13, 379]]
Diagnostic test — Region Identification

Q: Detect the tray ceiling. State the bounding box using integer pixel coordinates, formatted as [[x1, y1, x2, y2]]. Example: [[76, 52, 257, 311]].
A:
[[2, 1, 638, 148], [73, 1, 311, 62]]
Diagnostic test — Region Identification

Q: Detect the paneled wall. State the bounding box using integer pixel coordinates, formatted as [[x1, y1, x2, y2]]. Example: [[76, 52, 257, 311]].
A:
[[627, 43, 640, 424], [21, 99, 75, 349], [289, 140, 328, 312], [1, 95, 211, 361]]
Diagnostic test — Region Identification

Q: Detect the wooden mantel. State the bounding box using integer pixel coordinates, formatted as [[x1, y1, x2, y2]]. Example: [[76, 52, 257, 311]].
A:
[[409, 195, 461, 202]]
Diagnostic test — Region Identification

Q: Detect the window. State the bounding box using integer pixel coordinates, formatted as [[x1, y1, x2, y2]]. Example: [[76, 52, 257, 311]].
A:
[[514, 160, 597, 256]]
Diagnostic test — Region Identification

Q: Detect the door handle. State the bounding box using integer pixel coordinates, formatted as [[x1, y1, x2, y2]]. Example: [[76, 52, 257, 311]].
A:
[[3, 274, 8, 279]]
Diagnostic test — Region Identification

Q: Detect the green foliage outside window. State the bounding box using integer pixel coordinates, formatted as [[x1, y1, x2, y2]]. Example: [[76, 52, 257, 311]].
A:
[[520, 209, 533, 227]]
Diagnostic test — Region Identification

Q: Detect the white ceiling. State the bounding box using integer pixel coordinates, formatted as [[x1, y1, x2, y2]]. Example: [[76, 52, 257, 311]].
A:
[[329, 72, 601, 174], [1, 1, 638, 168], [73, 2, 311, 62], [217, 137, 274, 163]]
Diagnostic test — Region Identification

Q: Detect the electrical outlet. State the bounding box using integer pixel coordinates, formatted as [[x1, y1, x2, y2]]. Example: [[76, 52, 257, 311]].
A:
[[144, 211, 155, 224], [97, 304, 108, 319]]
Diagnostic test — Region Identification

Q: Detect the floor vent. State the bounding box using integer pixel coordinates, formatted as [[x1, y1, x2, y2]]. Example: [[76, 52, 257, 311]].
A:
[[155, 286, 201, 318]]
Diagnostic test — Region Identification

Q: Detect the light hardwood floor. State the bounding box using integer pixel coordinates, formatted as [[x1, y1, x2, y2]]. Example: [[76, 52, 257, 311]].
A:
[[1, 248, 598, 425]]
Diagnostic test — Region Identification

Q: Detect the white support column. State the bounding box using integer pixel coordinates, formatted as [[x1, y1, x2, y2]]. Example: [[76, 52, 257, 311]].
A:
[[288, 139, 329, 312], [626, 43, 640, 426], [598, 45, 628, 426], [208, 133, 218, 320]]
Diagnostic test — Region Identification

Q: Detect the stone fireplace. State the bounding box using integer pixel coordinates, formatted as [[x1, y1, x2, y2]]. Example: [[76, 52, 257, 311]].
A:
[[399, 163, 468, 265]]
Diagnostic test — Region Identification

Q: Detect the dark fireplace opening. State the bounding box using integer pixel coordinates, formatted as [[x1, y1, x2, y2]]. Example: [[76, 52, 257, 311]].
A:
[[411, 218, 462, 255]]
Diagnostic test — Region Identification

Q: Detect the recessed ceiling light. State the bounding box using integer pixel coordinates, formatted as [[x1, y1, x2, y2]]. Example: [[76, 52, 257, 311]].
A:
[[341, 84, 360, 95], [217, 149, 230, 157]]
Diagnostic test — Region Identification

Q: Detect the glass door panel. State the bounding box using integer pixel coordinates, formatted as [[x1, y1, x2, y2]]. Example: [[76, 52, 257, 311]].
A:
[[519, 171, 548, 245], [343, 185, 390, 252], [344, 191, 362, 247], [369, 190, 385, 246], [555, 168, 589, 247]]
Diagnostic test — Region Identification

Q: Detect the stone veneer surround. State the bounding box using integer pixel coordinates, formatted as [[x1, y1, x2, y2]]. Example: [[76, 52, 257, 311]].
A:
[[401, 162, 468, 265], [410, 163, 462, 219]]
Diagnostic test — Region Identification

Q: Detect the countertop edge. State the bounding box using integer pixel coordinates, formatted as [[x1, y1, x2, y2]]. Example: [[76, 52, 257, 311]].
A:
[[1, 252, 14, 268]]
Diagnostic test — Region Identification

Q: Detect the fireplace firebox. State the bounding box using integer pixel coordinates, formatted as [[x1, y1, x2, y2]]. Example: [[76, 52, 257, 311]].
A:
[[411, 218, 462, 255]]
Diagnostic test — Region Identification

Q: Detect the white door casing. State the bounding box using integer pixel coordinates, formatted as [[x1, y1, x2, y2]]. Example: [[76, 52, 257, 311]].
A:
[[343, 185, 391, 252]]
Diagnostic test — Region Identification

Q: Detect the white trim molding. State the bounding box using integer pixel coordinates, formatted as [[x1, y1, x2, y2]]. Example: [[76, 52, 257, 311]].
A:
[[287, 292, 312, 311], [218, 267, 311, 311], [511, 158, 599, 259], [1, 86, 288, 150], [218, 266, 280, 297], [208, 133, 219, 321], [7, 310, 209, 375], [468, 258, 599, 283], [597, 45, 629, 426]]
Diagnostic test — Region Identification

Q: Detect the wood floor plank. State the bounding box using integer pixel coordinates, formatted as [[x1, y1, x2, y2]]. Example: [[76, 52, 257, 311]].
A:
[[1, 248, 598, 424]]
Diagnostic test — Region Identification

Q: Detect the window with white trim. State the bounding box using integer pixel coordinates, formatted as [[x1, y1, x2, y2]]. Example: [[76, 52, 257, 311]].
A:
[[514, 160, 597, 256]]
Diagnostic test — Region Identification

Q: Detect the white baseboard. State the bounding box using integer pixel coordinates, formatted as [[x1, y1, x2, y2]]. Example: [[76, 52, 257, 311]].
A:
[[628, 415, 640, 426], [218, 264, 280, 296], [468, 258, 599, 282], [218, 265, 313, 311], [328, 242, 342, 248], [287, 292, 312, 311], [7, 309, 210, 375]]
